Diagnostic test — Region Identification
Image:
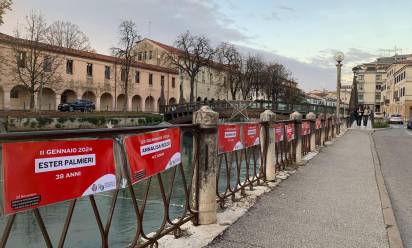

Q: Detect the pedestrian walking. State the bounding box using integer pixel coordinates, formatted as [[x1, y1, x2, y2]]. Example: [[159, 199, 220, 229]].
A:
[[363, 106, 370, 127], [356, 105, 363, 126]]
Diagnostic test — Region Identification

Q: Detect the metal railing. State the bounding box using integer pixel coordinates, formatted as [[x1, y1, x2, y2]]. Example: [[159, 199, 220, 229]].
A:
[[0, 125, 199, 248], [216, 127, 265, 208], [0, 115, 349, 247]]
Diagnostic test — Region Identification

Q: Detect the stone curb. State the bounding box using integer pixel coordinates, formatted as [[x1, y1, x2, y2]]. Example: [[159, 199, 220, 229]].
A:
[[369, 132, 404, 248]]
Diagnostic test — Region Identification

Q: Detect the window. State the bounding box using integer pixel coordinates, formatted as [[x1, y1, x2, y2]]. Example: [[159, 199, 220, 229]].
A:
[[86, 63, 93, 77], [43, 56, 52, 72], [149, 51, 153, 60], [121, 68, 127, 81], [138, 52, 142, 61], [172, 77, 175, 88], [376, 84, 382, 90], [357, 75, 364, 80], [66, 59, 73, 74], [376, 75, 382, 81], [149, 73, 153, 86], [105, 66, 110, 79], [17, 51, 26, 68], [143, 51, 147, 60], [135, 71, 140, 83]]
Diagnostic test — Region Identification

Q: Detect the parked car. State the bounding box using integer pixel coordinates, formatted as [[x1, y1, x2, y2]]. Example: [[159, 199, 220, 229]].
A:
[[58, 100, 95, 112], [407, 118, 412, 129], [388, 114, 403, 124]]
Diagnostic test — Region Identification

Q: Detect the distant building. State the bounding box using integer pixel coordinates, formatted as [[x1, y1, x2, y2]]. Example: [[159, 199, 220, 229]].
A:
[[381, 59, 412, 119], [305, 89, 349, 108], [353, 54, 411, 112], [134, 38, 229, 102]]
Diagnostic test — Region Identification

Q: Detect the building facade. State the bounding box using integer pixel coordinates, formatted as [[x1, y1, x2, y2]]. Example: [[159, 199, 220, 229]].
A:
[[381, 60, 412, 119], [0, 33, 179, 112], [134, 38, 228, 103], [353, 55, 411, 112]]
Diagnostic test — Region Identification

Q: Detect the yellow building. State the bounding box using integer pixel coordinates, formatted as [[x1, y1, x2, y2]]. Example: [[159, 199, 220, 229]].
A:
[[0, 32, 179, 112], [382, 60, 412, 120], [135, 38, 228, 102], [354, 55, 412, 113]]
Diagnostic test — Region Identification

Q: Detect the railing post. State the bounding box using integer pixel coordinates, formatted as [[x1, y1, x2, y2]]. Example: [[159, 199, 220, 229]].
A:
[[290, 111, 303, 165], [192, 106, 219, 225], [307, 112, 316, 152], [260, 110, 277, 181], [326, 114, 332, 141], [318, 113, 325, 146]]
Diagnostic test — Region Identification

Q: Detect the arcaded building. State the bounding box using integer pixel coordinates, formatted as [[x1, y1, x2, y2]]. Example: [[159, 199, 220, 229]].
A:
[[0, 32, 179, 112]]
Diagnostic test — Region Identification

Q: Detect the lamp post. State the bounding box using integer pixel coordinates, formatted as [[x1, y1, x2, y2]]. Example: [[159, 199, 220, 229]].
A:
[[335, 52, 344, 118]]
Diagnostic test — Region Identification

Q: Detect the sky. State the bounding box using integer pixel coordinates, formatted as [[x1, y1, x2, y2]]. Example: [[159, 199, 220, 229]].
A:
[[1, 0, 412, 91]]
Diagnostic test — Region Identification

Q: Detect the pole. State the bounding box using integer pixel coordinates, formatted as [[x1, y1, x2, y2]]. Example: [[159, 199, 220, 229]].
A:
[[336, 62, 342, 118]]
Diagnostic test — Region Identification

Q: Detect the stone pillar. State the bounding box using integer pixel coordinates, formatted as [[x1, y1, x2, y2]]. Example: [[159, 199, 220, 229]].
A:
[[326, 114, 332, 140], [193, 106, 219, 225], [260, 110, 277, 181], [307, 112, 316, 152], [127, 96, 132, 112], [95, 96, 101, 111], [55, 94, 61, 109], [290, 111, 303, 165], [319, 113, 325, 147], [4, 90, 10, 110]]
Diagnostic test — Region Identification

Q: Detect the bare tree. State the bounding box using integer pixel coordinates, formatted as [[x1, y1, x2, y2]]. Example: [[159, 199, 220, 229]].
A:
[[241, 55, 265, 100], [263, 62, 291, 107], [216, 42, 242, 100], [167, 31, 215, 102], [46, 21, 92, 51], [0, 0, 12, 25], [111, 20, 140, 111], [3, 13, 63, 110]]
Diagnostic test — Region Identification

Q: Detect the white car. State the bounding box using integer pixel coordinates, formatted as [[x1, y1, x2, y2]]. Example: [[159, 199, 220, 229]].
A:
[[388, 114, 403, 124]]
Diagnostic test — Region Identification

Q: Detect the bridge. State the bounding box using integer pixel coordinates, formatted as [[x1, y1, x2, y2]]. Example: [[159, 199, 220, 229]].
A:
[[162, 100, 348, 123]]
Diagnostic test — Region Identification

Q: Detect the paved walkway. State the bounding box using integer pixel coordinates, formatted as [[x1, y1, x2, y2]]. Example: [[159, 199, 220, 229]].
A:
[[208, 130, 388, 248]]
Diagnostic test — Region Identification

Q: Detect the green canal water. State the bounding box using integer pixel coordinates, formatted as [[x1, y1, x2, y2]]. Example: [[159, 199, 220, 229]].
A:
[[0, 132, 261, 247]]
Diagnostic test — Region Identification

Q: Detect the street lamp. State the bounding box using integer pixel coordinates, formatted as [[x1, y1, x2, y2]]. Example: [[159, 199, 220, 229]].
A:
[[335, 52, 344, 118]]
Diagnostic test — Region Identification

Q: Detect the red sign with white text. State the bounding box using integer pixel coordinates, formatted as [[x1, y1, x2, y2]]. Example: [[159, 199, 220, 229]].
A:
[[242, 123, 260, 148], [124, 128, 181, 184], [315, 118, 322, 130], [286, 124, 295, 141], [218, 124, 243, 154], [2, 139, 117, 215], [301, 121, 311, 135], [275, 124, 285, 142]]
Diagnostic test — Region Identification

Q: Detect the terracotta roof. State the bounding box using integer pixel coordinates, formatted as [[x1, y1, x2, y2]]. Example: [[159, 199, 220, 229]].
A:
[[146, 38, 183, 54], [0, 32, 178, 75]]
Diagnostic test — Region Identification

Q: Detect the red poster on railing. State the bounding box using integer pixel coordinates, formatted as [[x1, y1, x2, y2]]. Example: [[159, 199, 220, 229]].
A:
[[242, 123, 260, 148], [315, 118, 322, 130], [301, 121, 311, 135], [124, 128, 181, 184], [274, 124, 285, 142], [2, 139, 117, 215], [286, 123, 295, 141], [218, 124, 243, 154]]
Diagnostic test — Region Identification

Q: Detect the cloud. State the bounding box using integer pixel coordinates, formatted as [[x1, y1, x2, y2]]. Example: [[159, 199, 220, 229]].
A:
[[263, 12, 281, 21], [235, 45, 337, 91], [278, 5, 294, 12]]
